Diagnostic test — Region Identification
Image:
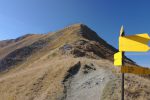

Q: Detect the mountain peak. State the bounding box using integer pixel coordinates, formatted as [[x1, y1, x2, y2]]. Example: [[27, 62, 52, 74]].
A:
[[67, 23, 92, 31], [67, 23, 87, 27], [60, 23, 102, 42]]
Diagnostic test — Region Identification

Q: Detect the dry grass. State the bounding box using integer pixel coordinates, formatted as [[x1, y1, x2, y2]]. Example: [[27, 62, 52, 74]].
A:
[[0, 55, 78, 100], [0, 48, 115, 100], [101, 71, 150, 100], [0, 34, 44, 59], [0, 53, 150, 100]]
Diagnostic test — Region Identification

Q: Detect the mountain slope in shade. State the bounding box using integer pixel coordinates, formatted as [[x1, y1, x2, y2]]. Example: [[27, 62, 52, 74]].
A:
[[0, 24, 149, 100]]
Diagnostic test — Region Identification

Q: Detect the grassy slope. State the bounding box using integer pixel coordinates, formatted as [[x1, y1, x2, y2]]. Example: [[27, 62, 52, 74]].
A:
[[102, 74, 150, 100], [0, 34, 44, 60], [1, 53, 150, 100]]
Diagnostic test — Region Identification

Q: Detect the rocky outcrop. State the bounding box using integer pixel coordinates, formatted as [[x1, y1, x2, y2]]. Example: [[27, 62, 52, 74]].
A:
[[59, 39, 135, 66]]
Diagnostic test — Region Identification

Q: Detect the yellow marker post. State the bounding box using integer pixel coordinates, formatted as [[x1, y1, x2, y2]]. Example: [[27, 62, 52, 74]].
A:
[[119, 33, 150, 52], [121, 66, 150, 74]]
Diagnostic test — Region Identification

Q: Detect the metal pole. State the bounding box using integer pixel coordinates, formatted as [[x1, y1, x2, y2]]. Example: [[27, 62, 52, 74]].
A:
[[121, 73, 124, 100], [120, 26, 125, 100]]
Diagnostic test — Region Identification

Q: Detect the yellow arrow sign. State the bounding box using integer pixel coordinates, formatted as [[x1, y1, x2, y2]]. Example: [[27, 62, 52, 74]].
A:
[[121, 66, 150, 74], [114, 52, 122, 66], [119, 33, 150, 52]]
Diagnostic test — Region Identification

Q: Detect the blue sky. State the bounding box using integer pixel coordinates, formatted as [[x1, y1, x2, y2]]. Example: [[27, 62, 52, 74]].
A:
[[0, 0, 150, 67]]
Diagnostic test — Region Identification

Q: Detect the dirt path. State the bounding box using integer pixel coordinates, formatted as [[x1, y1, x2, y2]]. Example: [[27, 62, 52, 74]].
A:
[[63, 62, 115, 100]]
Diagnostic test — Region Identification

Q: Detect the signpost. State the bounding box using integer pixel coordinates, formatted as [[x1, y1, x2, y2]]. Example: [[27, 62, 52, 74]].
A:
[[114, 26, 150, 100], [121, 66, 150, 74], [119, 33, 150, 52]]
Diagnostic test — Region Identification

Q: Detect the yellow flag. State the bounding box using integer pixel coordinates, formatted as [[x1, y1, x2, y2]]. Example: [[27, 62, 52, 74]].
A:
[[119, 33, 150, 52]]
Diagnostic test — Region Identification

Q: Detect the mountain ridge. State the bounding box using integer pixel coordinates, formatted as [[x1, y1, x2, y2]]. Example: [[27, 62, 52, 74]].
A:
[[0, 24, 149, 100], [0, 24, 135, 71]]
